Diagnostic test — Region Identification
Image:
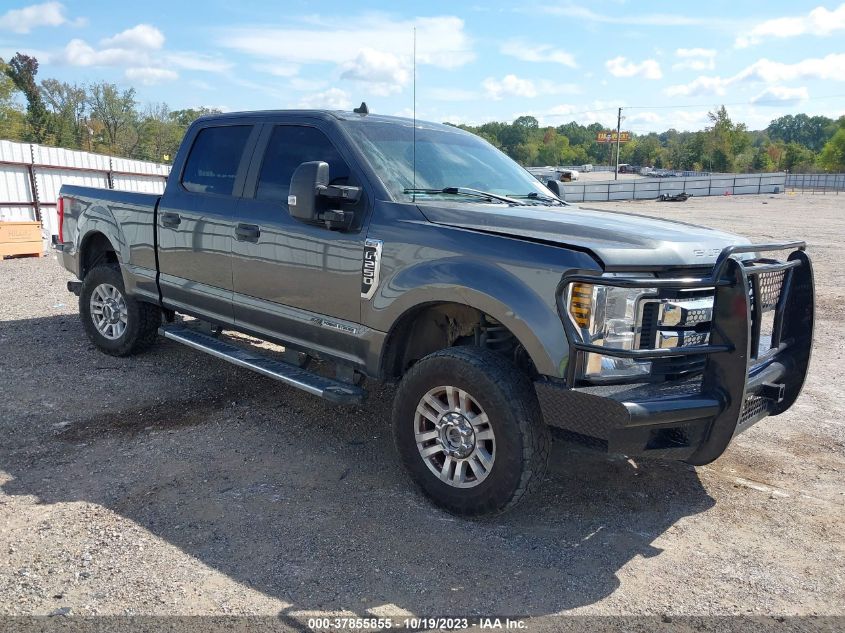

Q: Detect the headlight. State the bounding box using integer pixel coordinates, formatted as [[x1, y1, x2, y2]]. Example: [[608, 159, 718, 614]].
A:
[[565, 280, 714, 380], [566, 281, 657, 378]]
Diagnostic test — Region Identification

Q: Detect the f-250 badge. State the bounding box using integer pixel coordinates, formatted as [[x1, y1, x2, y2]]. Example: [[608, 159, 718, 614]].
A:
[[361, 238, 383, 300]]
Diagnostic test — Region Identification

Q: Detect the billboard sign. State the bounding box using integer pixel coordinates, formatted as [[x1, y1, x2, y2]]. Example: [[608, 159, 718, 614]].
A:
[[596, 131, 631, 143]]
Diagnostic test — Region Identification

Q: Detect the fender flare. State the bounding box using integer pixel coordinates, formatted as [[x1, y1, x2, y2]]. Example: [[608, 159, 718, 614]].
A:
[[76, 204, 128, 266], [373, 257, 569, 378]]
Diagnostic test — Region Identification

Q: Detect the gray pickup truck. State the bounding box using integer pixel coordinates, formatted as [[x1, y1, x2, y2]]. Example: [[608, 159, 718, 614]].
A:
[[55, 108, 814, 516]]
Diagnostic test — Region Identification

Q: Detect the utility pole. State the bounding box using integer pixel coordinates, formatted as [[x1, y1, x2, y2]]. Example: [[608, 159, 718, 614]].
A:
[[614, 106, 622, 181]]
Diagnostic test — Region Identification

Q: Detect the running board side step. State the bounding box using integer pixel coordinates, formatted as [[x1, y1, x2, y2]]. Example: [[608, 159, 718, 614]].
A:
[[159, 325, 366, 405]]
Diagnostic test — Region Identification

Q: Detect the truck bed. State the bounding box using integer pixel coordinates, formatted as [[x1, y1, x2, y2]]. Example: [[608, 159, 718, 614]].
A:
[[58, 185, 162, 302]]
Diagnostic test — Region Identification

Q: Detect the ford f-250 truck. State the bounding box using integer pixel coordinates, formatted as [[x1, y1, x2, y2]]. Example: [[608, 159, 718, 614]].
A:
[[54, 108, 814, 516]]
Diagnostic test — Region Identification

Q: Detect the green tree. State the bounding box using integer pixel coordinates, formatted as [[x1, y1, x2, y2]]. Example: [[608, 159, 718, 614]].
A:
[[136, 103, 182, 162], [703, 106, 750, 172], [752, 145, 776, 171], [169, 106, 222, 128], [819, 126, 845, 172], [768, 113, 835, 152], [40, 79, 87, 149], [0, 59, 26, 141], [88, 82, 137, 154], [3, 53, 48, 142], [782, 142, 816, 172]]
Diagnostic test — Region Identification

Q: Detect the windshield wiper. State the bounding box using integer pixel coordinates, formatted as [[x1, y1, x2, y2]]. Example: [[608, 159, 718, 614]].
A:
[[510, 191, 567, 205], [403, 187, 521, 206]]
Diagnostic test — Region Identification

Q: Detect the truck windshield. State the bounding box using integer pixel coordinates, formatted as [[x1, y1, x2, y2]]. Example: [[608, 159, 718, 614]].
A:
[[342, 119, 558, 204]]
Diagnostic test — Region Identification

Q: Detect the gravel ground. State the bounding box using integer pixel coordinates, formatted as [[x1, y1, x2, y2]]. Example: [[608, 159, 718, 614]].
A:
[[0, 192, 843, 624]]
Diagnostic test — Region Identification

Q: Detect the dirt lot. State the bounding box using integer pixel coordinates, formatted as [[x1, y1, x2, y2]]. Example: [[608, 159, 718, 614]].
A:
[[0, 192, 843, 623]]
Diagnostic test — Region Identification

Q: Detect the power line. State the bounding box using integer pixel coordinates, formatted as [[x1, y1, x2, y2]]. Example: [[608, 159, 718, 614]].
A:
[[541, 106, 620, 119]]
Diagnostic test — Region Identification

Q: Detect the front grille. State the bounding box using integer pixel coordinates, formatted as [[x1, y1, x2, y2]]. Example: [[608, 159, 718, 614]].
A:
[[638, 302, 660, 349], [652, 354, 706, 379]]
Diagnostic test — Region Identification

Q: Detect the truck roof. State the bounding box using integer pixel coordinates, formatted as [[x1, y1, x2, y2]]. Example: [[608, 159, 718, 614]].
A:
[[193, 109, 468, 134]]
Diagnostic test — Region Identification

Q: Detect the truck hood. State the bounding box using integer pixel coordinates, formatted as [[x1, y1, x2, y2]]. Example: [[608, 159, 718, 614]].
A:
[[417, 202, 749, 268]]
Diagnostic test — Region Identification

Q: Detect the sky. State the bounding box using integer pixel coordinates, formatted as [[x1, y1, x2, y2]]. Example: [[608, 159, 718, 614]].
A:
[[1, 0, 845, 133]]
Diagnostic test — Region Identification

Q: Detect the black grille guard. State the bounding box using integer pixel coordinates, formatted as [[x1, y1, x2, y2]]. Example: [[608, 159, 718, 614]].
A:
[[558, 241, 815, 465]]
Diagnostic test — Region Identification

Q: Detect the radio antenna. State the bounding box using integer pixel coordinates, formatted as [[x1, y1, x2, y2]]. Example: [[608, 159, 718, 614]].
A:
[[411, 26, 417, 202], [412, 26, 417, 201]]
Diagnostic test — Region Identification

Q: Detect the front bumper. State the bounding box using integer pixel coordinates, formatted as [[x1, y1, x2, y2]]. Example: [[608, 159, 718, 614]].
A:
[[536, 242, 814, 464]]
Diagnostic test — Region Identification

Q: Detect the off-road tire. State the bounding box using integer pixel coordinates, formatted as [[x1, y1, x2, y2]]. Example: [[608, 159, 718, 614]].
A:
[[393, 346, 550, 516], [79, 263, 160, 356]]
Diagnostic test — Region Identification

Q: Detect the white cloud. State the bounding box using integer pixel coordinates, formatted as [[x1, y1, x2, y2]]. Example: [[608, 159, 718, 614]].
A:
[[665, 53, 845, 96], [483, 75, 538, 100], [736, 3, 845, 47], [253, 63, 300, 78], [481, 75, 580, 100], [166, 52, 232, 73], [59, 23, 229, 84], [670, 110, 711, 130], [737, 54, 845, 83], [537, 5, 713, 26], [62, 38, 143, 67], [297, 87, 352, 110], [750, 85, 809, 105], [665, 75, 730, 97], [125, 67, 178, 85], [676, 47, 717, 58], [221, 14, 473, 77], [0, 1, 69, 33], [627, 111, 663, 124], [340, 48, 409, 95], [528, 100, 623, 127], [546, 104, 577, 117], [101, 24, 164, 50], [605, 56, 662, 80], [500, 39, 576, 68], [673, 48, 716, 71], [61, 25, 165, 67]]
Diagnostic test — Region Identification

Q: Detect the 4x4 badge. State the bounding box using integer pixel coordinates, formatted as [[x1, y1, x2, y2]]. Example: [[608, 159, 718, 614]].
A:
[[361, 238, 383, 300]]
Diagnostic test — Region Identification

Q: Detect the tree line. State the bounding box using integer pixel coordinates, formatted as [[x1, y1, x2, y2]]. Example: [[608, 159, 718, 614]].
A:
[[1, 53, 218, 163], [453, 107, 845, 173], [2, 52, 844, 172]]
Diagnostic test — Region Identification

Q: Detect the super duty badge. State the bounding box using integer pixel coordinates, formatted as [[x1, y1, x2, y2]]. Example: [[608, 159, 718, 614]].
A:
[[361, 238, 383, 300]]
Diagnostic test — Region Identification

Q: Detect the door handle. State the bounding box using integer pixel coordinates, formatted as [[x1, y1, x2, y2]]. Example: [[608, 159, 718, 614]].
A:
[[235, 223, 261, 242], [161, 212, 181, 228]]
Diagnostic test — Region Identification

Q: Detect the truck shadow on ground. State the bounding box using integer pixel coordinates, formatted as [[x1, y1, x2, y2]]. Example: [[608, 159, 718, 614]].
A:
[[1, 315, 716, 618]]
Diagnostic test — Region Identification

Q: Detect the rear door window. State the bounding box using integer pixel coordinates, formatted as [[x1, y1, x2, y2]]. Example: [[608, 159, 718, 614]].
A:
[[182, 125, 253, 196], [256, 126, 351, 202]]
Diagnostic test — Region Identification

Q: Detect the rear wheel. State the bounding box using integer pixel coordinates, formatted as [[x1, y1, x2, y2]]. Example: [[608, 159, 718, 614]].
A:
[[79, 263, 160, 356], [392, 347, 549, 516]]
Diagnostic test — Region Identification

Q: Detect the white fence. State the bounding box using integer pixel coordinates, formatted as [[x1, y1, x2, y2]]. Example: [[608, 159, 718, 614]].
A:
[[0, 140, 170, 242], [560, 172, 787, 202]]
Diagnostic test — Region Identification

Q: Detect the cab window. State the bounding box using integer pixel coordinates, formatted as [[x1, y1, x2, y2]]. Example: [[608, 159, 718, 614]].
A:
[[256, 126, 351, 202], [181, 125, 252, 196]]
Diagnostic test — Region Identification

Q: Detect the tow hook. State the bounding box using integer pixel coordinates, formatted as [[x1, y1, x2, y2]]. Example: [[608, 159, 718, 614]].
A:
[[67, 281, 82, 296]]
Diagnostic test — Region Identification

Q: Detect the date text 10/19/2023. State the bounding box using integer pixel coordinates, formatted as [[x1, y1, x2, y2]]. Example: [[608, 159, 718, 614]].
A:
[[307, 617, 528, 630]]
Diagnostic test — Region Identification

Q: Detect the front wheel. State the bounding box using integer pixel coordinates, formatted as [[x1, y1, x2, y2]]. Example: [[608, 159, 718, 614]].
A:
[[79, 263, 161, 356], [392, 347, 550, 516]]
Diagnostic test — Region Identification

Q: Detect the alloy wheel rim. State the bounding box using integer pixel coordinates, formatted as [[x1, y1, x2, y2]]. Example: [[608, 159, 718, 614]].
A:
[[414, 385, 496, 488], [90, 283, 128, 340]]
